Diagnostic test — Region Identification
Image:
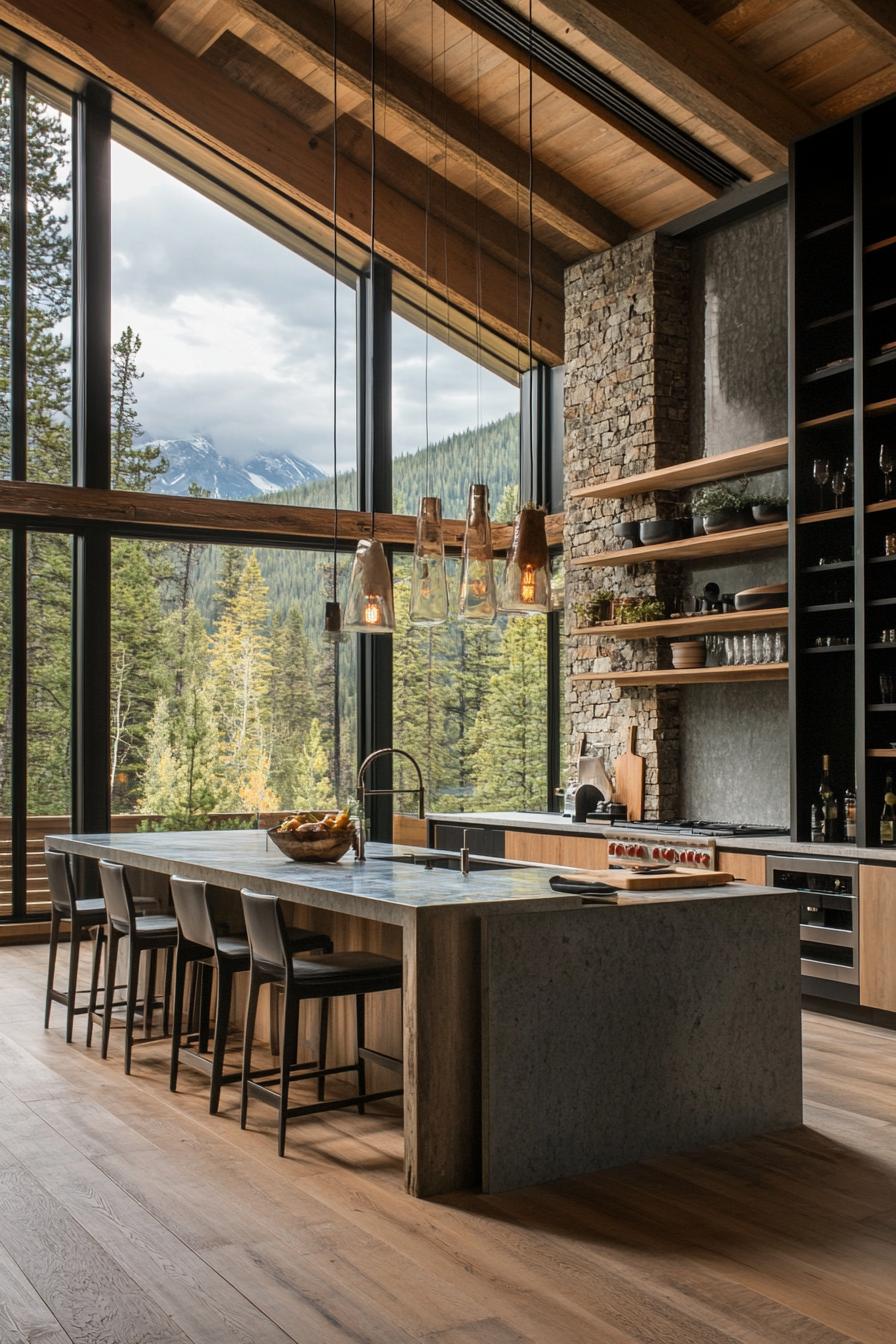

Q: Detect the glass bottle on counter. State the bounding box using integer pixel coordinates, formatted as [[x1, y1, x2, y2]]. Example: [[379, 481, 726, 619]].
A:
[[844, 784, 857, 843], [818, 755, 838, 842], [881, 774, 896, 846]]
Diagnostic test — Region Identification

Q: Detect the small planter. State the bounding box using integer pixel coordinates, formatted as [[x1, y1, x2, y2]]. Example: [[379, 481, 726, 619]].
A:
[[752, 503, 787, 524], [691, 515, 705, 536], [703, 507, 753, 534]]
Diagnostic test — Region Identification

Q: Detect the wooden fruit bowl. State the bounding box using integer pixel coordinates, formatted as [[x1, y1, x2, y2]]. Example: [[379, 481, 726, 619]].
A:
[[267, 823, 356, 863]]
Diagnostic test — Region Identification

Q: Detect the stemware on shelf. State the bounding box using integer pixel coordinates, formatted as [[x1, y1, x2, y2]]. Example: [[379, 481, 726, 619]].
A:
[[881, 442, 895, 500], [831, 468, 846, 509], [812, 457, 830, 511]]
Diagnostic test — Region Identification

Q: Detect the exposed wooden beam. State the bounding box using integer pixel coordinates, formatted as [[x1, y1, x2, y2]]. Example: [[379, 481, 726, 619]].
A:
[[431, 0, 721, 198], [206, 32, 564, 293], [233, 0, 630, 251], [536, 0, 820, 171], [0, 479, 564, 549], [0, 0, 565, 361], [822, 0, 896, 61], [149, 0, 235, 56]]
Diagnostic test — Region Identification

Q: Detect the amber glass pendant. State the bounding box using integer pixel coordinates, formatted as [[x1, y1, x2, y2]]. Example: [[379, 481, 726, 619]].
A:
[[458, 483, 497, 623], [343, 538, 395, 633], [498, 503, 551, 614], [409, 496, 449, 626]]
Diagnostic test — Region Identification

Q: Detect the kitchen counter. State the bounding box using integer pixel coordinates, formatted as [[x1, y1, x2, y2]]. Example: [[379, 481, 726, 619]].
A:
[[427, 810, 896, 863], [47, 829, 803, 1197]]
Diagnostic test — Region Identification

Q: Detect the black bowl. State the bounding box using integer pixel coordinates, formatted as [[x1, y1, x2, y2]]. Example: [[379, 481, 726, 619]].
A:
[[639, 518, 684, 544], [613, 521, 642, 547], [752, 503, 787, 523]]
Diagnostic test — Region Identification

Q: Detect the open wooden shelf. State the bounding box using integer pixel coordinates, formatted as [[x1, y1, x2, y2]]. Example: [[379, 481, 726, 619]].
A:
[[867, 498, 896, 514], [797, 506, 855, 524], [867, 396, 896, 415], [806, 307, 852, 329], [797, 408, 853, 429], [573, 607, 789, 640], [572, 521, 787, 567], [804, 644, 855, 654], [865, 234, 896, 254], [868, 749, 896, 757], [802, 360, 853, 383], [568, 436, 787, 502], [803, 601, 854, 613], [572, 664, 788, 687]]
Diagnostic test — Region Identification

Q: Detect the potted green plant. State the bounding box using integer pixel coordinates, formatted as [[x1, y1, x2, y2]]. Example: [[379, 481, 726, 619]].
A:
[[749, 491, 788, 524], [691, 482, 753, 534], [617, 596, 666, 623], [575, 588, 615, 626]]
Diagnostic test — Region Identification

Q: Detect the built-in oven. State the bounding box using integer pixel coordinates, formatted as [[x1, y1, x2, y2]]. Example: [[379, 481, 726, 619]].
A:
[[765, 854, 860, 1003]]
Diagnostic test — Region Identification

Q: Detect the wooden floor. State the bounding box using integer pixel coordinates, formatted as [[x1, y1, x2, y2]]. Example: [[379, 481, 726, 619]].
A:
[[1, 947, 895, 1344]]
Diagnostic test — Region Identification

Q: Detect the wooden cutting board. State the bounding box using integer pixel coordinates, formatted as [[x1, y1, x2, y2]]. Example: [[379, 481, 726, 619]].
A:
[[588, 867, 735, 890], [614, 726, 645, 822]]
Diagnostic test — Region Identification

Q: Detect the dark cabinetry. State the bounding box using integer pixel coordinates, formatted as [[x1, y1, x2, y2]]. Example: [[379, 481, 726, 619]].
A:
[[790, 96, 896, 848]]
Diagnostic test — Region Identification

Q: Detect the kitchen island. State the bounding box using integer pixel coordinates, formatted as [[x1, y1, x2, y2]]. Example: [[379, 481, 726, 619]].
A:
[[47, 830, 803, 1196]]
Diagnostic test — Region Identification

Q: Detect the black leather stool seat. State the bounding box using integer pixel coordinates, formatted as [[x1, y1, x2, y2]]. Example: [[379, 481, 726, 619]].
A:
[[288, 951, 402, 993], [73, 898, 106, 920], [131, 914, 179, 938]]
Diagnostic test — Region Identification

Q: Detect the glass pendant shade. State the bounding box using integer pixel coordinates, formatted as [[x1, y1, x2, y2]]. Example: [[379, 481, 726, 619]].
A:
[[499, 503, 551, 614], [458, 483, 497, 622], [409, 496, 449, 626], [343, 538, 395, 633]]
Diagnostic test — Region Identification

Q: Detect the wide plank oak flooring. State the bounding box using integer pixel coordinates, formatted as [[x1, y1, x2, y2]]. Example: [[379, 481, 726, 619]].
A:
[[1, 943, 895, 1343]]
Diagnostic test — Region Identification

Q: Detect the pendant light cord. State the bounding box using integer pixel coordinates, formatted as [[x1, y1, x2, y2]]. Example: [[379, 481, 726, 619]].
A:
[[331, 0, 339, 599], [527, 0, 536, 508], [369, 0, 377, 542]]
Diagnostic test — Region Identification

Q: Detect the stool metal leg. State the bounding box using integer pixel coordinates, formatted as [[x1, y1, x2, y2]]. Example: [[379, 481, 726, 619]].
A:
[[318, 998, 329, 1101], [65, 919, 81, 1044], [144, 948, 157, 1039], [162, 946, 173, 1037], [124, 943, 141, 1075], [101, 929, 122, 1060], [241, 971, 261, 1130], [86, 926, 104, 1049], [356, 994, 366, 1115], [278, 984, 298, 1157], [209, 959, 234, 1116], [44, 907, 62, 1029], [198, 963, 213, 1054], [170, 944, 189, 1092]]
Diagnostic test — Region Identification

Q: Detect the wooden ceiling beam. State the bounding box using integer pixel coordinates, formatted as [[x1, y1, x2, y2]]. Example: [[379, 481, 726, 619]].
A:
[[0, 0, 565, 361], [431, 0, 721, 197], [535, 0, 820, 171], [822, 0, 896, 62], [149, 0, 235, 56], [233, 0, 630, 251], [206, 32, 564, 293]]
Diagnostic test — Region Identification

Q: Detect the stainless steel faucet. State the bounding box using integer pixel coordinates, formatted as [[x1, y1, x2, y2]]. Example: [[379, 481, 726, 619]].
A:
[[355, 748, 425, 861]]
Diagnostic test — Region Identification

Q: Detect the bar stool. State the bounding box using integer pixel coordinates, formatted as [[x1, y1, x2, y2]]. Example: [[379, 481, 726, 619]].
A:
[[169, 875, 333, 1114], [44, 851, 107, 1044], [240, 889, 403, 1157], [99, 860, 178, 1074]]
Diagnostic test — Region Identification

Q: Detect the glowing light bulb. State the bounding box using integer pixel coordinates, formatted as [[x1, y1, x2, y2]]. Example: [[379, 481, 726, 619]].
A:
[[363, 595, 384, 626], [519, 564, 537, 605]]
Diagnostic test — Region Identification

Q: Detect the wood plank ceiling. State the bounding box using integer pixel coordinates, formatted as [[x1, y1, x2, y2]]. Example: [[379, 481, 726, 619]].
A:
[[3, 0, 896, 365]]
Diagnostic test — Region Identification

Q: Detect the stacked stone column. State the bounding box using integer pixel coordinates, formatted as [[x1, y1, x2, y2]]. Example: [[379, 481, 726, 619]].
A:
[[564, 233, 689, 819]]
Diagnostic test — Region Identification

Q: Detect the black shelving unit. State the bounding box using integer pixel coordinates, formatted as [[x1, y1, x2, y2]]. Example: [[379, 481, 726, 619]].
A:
[[790, 95, 896, 848]]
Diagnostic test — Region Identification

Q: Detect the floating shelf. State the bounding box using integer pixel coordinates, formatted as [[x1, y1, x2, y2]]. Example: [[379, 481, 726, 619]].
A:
[[571, 664, 788, 687], [806, 308, 852, 329], [867, 498, 896, 514], [868, 643, 896, 649], [804, 644, 855, 654], [868, 749, 896, 757], [802, 559, 854, 572], [802, 601, 854, 613], [869, 554, 896, 564], [573, 607, 789, 640], [568, 436, 787, 501], [869, 703, 896, 711], [867, 396, 896, 415], [572, 521, 787, 567], [865, 234, 896, 254], [797, 507, 855, 524], [868, 349, 896, 369], [802, 360, 853, 384], [797, 408, 853, 429], [869, 596, 896, 607], [805, 216, 853, 240]]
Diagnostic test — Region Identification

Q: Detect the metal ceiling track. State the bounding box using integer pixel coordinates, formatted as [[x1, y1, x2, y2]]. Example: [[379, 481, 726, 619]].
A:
[[451, 0, 745, 190]]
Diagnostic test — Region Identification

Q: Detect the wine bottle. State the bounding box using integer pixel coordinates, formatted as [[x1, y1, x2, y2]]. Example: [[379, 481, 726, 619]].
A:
[[844, 784, 857, 843], [881, 773, 896, 846], [818, 754, 838, 842]]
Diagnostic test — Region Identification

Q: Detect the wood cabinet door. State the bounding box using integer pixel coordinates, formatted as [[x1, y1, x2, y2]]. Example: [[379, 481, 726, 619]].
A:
[[860, 864, 896, 1012], [504, 830, 608, 870], [717, 850, 767, 884]]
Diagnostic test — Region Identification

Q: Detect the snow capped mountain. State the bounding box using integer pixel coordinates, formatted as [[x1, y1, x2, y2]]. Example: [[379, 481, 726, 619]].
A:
[[144, 434, 325, 499]]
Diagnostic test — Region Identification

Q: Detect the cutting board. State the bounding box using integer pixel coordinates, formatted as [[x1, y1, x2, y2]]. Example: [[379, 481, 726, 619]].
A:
[[588, 867, 735, 890], [614, 726, 645, 822]]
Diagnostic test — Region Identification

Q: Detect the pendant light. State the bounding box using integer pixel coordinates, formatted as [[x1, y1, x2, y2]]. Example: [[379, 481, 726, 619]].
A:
[[499, 3, 550, 616], [324, 0, 347, 645], [409, 7, 448, 628], [459, 483, 496, 621], [458, 28, 496, 624], [343, 0, 395, 634]]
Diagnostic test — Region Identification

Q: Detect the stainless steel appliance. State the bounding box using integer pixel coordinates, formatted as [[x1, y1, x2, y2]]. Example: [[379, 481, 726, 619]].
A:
[[608, 831, 717, 869], [610, 819, 789, 838], [765, 853, 860, 1003]]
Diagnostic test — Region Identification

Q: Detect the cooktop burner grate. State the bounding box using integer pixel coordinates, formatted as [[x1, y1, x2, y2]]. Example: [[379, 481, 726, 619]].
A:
[[608, 819, 789, 837]]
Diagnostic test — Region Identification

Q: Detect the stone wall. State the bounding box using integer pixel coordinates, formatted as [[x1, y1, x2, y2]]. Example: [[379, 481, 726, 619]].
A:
[[563, 233, 689, 818]]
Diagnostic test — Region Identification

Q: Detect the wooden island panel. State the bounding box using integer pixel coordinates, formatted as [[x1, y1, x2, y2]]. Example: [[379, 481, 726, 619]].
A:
[[860, 864, 896, 1013], [504, 829, 608, 869]]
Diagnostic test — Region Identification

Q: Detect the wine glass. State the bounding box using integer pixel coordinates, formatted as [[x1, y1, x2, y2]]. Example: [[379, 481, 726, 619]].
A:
[[813, 457, 830, 511], [831, 467, 846, 509], [843, 455, 854, 504], [881, 442, 895, 500]]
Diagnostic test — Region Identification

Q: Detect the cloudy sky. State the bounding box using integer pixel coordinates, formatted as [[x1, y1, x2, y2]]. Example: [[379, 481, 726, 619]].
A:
[[111, 140, 519, 474]]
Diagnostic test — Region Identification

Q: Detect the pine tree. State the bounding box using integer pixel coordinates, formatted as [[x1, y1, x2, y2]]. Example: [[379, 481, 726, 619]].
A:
[[208, 551, 277, 811], [111, 326, 167, 490], [286, 717, 337, 811], [470, 616, 548, 810], [269, 601, 318, 803], [392, 573, 453, 808], [110, 539, 168, 811]]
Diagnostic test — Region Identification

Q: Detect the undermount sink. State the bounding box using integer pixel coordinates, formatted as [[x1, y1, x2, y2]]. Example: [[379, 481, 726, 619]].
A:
[[367, 850, 517, 873]]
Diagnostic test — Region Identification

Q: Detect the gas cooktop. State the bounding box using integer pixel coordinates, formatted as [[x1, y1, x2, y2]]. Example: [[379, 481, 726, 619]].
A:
[[608, 819, 789, 838]]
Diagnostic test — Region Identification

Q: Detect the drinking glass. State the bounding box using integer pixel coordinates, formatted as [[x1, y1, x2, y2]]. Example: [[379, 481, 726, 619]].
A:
[[773, 631, 786, 663], [813, 457, 830, 511], [721, 636, 732, 666], [843, 455, 854, 504], [831, 468, 846, 509], [762, 632, 773, 663], [881, 442, 895, 500], [880, 672, 895, 705], [751, 632, 763, 664]]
